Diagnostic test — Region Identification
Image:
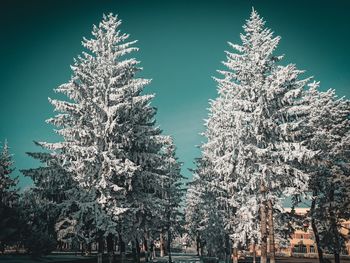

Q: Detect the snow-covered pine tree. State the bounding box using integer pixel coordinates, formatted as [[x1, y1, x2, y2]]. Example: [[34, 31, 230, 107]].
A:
[[19, 188, 58, 256], [39, 13, 142, 221], [31, 13, 181, 256], [0, 140, 18, 207], [304, 82, 350, 263], [185, 176, 205, 256], [21, 142, 73, 205], [55, 187, 117, 254], [199, 188, 228, 259], [197, 8, 315, 263], [158, 140, 184, 263], [186, 87, 240, 260], [21, 143, 116, 254], [187, 155, 230, 260], [21, 147, 71, 253], [200, 88, 247, 254], [0, 140, 20, 247], [120, 138, 184, 263]]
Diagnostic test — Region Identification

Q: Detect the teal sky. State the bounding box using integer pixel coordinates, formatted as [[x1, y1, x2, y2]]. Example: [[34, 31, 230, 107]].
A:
[[1, 0, 349, 189]]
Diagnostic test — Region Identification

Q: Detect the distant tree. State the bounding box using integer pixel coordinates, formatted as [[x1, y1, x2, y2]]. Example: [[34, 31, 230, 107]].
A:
[[21, 149, 71, 256], [185, 177, 205, 256], [158, 140, 184, 263], [21, 145, 73, 204], [0, 140, 18, 207], [185, 83, 238, 260], [55, 188, 117, 255], [19, 188, 57, 256], [0, 140, 20, 249], [186, 160, 229, 260], [22, 144, 116, 255], [196, 85, 240, 258]]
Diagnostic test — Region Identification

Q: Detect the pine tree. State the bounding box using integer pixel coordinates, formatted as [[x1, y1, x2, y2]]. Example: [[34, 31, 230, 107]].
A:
[[19, 188, 58, 256], [21, 143, 116, 254], [0, 140, 19, 247], [192, 8, 316, 263], [21, 142, 73, 204], [185, 75, 243, 260], [158, 140, 184, 263], [304, 83, 350, 263], [55, 187, 117, 253], [25, 13, 182, 256], [20, 148, 68, 254], [186, 157, 229, 260], [39, 14, 144, 220], [223, 9, 316, 261], [185, 177, 205, 256], [0, 140, 18, 207]]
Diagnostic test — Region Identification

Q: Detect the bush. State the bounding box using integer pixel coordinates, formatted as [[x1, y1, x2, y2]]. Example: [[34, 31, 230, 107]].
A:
[[24, 228, 57, 257]]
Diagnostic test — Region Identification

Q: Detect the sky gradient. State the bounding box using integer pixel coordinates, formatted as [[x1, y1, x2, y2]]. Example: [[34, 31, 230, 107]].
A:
[[1, 0, 349, 188]]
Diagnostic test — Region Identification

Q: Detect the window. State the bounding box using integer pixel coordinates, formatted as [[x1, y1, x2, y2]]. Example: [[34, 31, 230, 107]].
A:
[[310, 246, 315, 253], [293, 244, 307, 253]]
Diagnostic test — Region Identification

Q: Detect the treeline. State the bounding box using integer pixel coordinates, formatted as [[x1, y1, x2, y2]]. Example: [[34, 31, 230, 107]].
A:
[[0, 14, 184, 262], [185, 9, 350, 263]]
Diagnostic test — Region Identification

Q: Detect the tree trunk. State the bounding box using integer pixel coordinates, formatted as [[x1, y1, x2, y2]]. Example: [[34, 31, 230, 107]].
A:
[[268, 200, 275, 263], [334, 253, 340, 263], [196, 235, 200, 256], [119, 234, 126, 263], [98, 238, 104, 263], [225, 235, 231, 263], [310, 192, 324, 263], [107, 234, 114, 263], [200, 240, 204, 257], [329, 189, 341, 263], [132, 238, 141, 263], [150, 239, 155, 260], [132, 239, 137, 263], [58, 241, 63, 251], [252, 242, 256, 263], [232, 246, 238, 263], [160, 232, 165, 257], [167, 228, 172, 263], [136, 238, 141, 263], [331, 222, 341, 263], [88, 243, 92, 256], [144, 231, 149, 262], [260, 182, 267, 263], [84, 242, 92, 256]]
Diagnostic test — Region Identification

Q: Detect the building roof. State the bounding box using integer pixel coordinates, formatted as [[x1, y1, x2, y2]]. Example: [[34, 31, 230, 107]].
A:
[[283, 207, 309, 215]]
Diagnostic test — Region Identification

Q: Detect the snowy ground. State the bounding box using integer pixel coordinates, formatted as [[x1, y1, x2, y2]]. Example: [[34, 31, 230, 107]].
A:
[[154, 253, 201, 263], [1, 253, 350, 263], [155, 253, 350, 263], [236, 257, 350, 263], [0, 254, 96, 263]]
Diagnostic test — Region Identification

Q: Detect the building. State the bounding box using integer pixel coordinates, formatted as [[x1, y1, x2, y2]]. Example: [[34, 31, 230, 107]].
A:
[[340, 219, 350, 255], [283, 208, 350, 256]]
